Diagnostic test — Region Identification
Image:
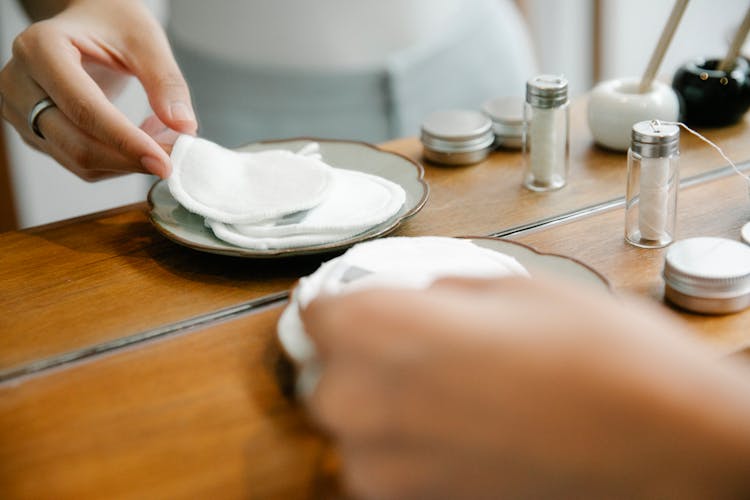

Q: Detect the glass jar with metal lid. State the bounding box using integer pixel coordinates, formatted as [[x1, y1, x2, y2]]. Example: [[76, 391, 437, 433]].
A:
[[663, 237, 750, 314], [625, 120, 680, 249], [420, 109, 495, 166], [523, 75, 570, 191]]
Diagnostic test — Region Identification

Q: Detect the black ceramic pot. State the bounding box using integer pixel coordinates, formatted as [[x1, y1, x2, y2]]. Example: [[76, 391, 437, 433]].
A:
[[672, 57, 750, 127]]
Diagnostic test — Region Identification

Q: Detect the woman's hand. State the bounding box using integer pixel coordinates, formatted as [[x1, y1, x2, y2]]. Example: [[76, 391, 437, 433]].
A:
[[0, 0, 196, 180], [301, 277, 750, 499]]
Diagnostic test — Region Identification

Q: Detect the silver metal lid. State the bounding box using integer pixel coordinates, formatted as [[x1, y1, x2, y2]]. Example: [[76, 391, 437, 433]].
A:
[[482, 96, 524, 126], [420, 109, 495, 153], [631, 120, 680, 157], [663, 237, 750, 300], [482, 96, 524, 147], [526, 75, 568, 108]]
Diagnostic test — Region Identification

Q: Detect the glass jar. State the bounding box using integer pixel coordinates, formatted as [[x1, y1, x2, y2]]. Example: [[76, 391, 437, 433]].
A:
[[625, 121, 680, 248], [522, 75, 570, 191]]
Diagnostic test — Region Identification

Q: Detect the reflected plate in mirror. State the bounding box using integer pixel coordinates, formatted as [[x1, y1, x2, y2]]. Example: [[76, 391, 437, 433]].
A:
[[148, 139, 429, 257]]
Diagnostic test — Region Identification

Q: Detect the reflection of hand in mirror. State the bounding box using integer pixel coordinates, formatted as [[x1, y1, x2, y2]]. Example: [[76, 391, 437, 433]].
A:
[[0, 0, 196, 180], [301, 276, 750, 499]]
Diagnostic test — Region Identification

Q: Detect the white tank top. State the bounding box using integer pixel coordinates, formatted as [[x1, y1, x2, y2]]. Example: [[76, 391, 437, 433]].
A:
[[168, 0, 468, 69]]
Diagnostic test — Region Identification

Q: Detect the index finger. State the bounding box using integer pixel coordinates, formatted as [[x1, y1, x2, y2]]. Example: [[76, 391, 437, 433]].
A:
[[14, 27, 171, 176], [301, 287, 504, 360]]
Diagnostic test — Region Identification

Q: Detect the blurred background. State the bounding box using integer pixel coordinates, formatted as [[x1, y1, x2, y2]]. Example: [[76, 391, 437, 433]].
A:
[[0, 0, 746, 229]]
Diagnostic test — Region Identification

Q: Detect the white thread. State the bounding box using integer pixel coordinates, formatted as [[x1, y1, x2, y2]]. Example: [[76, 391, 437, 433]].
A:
[[529, 107, 556, 186], [639, 156, 670, 241], [653, 120, 750, 183]]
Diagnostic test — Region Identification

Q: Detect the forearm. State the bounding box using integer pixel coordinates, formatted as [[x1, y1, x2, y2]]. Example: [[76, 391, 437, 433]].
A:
[[686, 362, 750, 498], [625, 353, 750, 498], [303, 279, 750, 498]]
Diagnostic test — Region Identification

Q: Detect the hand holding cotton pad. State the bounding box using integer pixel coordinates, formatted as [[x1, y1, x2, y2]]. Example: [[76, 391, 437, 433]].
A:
[[168, 135, 332, 224]]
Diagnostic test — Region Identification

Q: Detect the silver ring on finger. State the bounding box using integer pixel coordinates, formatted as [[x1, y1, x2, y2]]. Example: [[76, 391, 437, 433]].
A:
[[28, 97, 56, 140]]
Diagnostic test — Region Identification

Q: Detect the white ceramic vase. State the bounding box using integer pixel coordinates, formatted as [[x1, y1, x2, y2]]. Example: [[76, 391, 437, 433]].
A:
[[587, 77, 680, 152]]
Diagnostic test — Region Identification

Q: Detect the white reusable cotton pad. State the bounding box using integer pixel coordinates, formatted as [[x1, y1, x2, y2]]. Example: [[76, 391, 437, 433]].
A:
[[295, 236, 529, 307], [168, 135, 332, 224], [205, 167, 406, 250], [277, 237, 530, 393]]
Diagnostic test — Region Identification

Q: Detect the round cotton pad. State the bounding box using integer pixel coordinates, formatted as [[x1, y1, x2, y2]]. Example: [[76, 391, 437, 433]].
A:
[[295, 236, 530, 307], [277, 236, 530, 381], [205, 167, 406, 250], [168, 135, 332, 224]]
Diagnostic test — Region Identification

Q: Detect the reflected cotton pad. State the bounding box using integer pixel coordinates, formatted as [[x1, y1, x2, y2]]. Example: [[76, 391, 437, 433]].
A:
[[277, 237, 530, 393], [295, 236, 530, 307], [205, 167, 406, 250], [168, 135, 332, 224]]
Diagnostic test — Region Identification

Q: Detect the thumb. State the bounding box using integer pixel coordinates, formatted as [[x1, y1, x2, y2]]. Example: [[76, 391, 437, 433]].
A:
[[130, 29, 198, 135]]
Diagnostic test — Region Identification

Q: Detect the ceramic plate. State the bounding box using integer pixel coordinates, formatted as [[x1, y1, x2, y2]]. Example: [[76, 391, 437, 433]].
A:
[[277, 237, 610, 371], [469, 238, 609, 290], [148, 139, 429, 257]]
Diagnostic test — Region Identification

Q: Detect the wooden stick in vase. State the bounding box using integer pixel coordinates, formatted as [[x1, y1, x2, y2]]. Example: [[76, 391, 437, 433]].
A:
[[718, 6, 750, 73], [638, 0, 690, 93]]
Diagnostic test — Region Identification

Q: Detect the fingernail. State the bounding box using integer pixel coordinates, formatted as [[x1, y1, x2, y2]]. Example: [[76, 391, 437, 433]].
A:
[[141, 155, 170, 178], [170, 101, 195, 124]]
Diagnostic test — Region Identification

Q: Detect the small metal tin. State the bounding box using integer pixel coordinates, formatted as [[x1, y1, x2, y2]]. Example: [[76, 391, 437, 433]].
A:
[[482, 96, 524, 149], [420, 109, 494, 165], [663, 237, 750, 314]]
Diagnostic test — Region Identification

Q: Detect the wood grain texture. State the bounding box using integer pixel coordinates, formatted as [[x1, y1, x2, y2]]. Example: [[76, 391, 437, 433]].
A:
[[0, 306, 334, 500], [0, 208, 323, 372], [2, 107, 750, 498], [512, 173, 750, 351], [2, 176, 746, 498], [3, 101, 749, 374]]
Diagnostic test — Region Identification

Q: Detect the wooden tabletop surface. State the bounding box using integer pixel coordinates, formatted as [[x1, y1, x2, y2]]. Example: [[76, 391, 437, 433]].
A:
[[3, 104, 749, 377], [1, 102, 749, 498], [512, 172, 750, 351], [0, 306, 327, 499]]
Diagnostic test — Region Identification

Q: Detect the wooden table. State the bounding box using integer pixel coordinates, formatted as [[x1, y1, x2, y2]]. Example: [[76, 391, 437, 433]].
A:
[[2, 106, 749, 498]]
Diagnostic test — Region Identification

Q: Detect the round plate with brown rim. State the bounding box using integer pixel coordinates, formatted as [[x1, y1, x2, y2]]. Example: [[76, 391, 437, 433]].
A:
[[147, 138, 429, 257], [469, 237, 609, 290]]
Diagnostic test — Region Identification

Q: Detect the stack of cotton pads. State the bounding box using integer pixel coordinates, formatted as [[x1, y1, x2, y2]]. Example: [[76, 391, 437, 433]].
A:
[[277, 236, 529, 394], [168, 135, 406, 250]]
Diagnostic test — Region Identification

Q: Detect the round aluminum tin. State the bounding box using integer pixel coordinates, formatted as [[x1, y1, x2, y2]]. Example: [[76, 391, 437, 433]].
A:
[[420, 109, 494, 165], [482, 96, 524, 150], [663, 237, 750, 314]]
